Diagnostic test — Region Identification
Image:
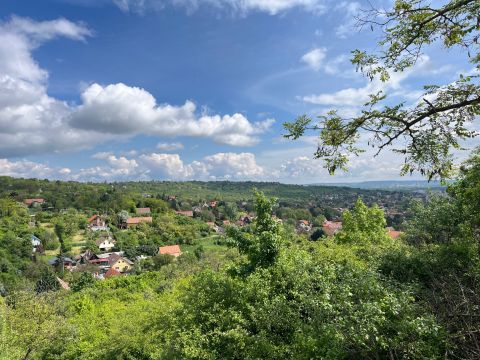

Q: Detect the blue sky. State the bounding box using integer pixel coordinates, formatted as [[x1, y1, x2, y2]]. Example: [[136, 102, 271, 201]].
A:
[[0, 0, 473, 183]]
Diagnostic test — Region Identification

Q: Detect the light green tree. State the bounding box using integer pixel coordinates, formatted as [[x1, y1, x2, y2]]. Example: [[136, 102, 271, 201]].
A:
[[228, 190, 283, 270], [336, 198, 390, 244]]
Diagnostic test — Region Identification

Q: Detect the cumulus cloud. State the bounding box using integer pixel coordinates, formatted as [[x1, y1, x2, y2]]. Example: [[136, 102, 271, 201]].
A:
[[0, 158, 69, 179], [70, 83, 273, 146], [300, 48, 351, 75], [139, 153, 196, 179], [137, 152, 265, 180], [301, 48, 327, 71], [0, 16, 108, 157], [113, 0, 326, 15], [201, 152, 265, 179], [0, 150, 267, 181], [156, 142, 184, 151], [0, 16, 271, 157]]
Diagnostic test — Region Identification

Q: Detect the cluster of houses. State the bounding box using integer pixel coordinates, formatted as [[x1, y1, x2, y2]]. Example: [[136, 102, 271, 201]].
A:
[[49, 243, 182, 281]]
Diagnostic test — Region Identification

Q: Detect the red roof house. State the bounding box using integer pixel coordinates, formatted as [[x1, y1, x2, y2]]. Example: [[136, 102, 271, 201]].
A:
[[126, 217, 153, 227], [104, 267, 121, 278], [24, 198, 44, 206], [158, 244, 182, 257]]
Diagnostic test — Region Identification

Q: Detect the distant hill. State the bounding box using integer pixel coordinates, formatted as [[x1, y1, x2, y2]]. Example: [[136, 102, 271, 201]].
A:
[[312, 180, 448, 190]]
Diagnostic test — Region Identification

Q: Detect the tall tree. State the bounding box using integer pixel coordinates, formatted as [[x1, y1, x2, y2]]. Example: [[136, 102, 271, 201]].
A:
[[284, 0, 480, 179]]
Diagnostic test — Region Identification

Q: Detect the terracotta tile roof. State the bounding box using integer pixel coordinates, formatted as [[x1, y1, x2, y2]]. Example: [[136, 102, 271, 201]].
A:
[[136, 207, 151, 215], [87, 214, 98, 223], [126, 217, 153, 224], [24, 198, 44, 205], [104, 267, 121, 278], [159, 244, 181, 256]]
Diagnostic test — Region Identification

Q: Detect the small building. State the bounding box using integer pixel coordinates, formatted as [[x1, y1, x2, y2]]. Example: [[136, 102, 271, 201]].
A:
[[158, 244, 182, 257], [298, 220, 312, 232], [95, 235, 116, 252], [323, 221, 343, 237], [207, 221, 221, 232], [31, 234, 44, 253], [126, 217, 153, 228], [88, 215, 108, 231], [136, 207, 151, 215], [209, 201, 217, 208], [109, 254, 134, 273], [24, 198, 44, 206], [175, 210, 193, 217], [49, 257, 76, 270]]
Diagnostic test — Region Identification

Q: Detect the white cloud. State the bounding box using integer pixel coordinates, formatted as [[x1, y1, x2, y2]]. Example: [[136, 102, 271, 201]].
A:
[[0, 158, 60, 179], [302, 55, 433, 107], [113, 0, 327, 15], [139, 153, 196, 179], [300, 48, 351, 75], [156, 142, 184, 151], [70, 83, 273, 146], [334, 1, 360, 39], [0, 150, 267, 181], [201, 152, 265, 179], [0, 16, 107, 157], [301, 48, 327, 71], [0, 16, 272, 157], [92, 152, 138, 175]]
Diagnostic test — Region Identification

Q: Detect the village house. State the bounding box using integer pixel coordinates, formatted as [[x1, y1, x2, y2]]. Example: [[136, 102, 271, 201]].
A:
[[135, 207, 151, 215], [49, 257, 76, 270], [207, 222, 221, 232], [297, 220, 312, 232], [209, 200, 217, 208], [24, 198, 44, 207], [126, 217, 153, 228], [76, 249, 98, 264], [88, 214, 108, 231], [108, 254, 134, 273], [31, 234, 42, 253], [95, 234, 116, 252], [158, 244, 182, 257], [175, 210, 193, 217], [323, 221, 343, 237]]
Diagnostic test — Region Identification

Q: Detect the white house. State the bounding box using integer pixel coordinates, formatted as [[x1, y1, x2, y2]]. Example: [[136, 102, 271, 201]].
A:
[[96, 235, 116, 252]]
